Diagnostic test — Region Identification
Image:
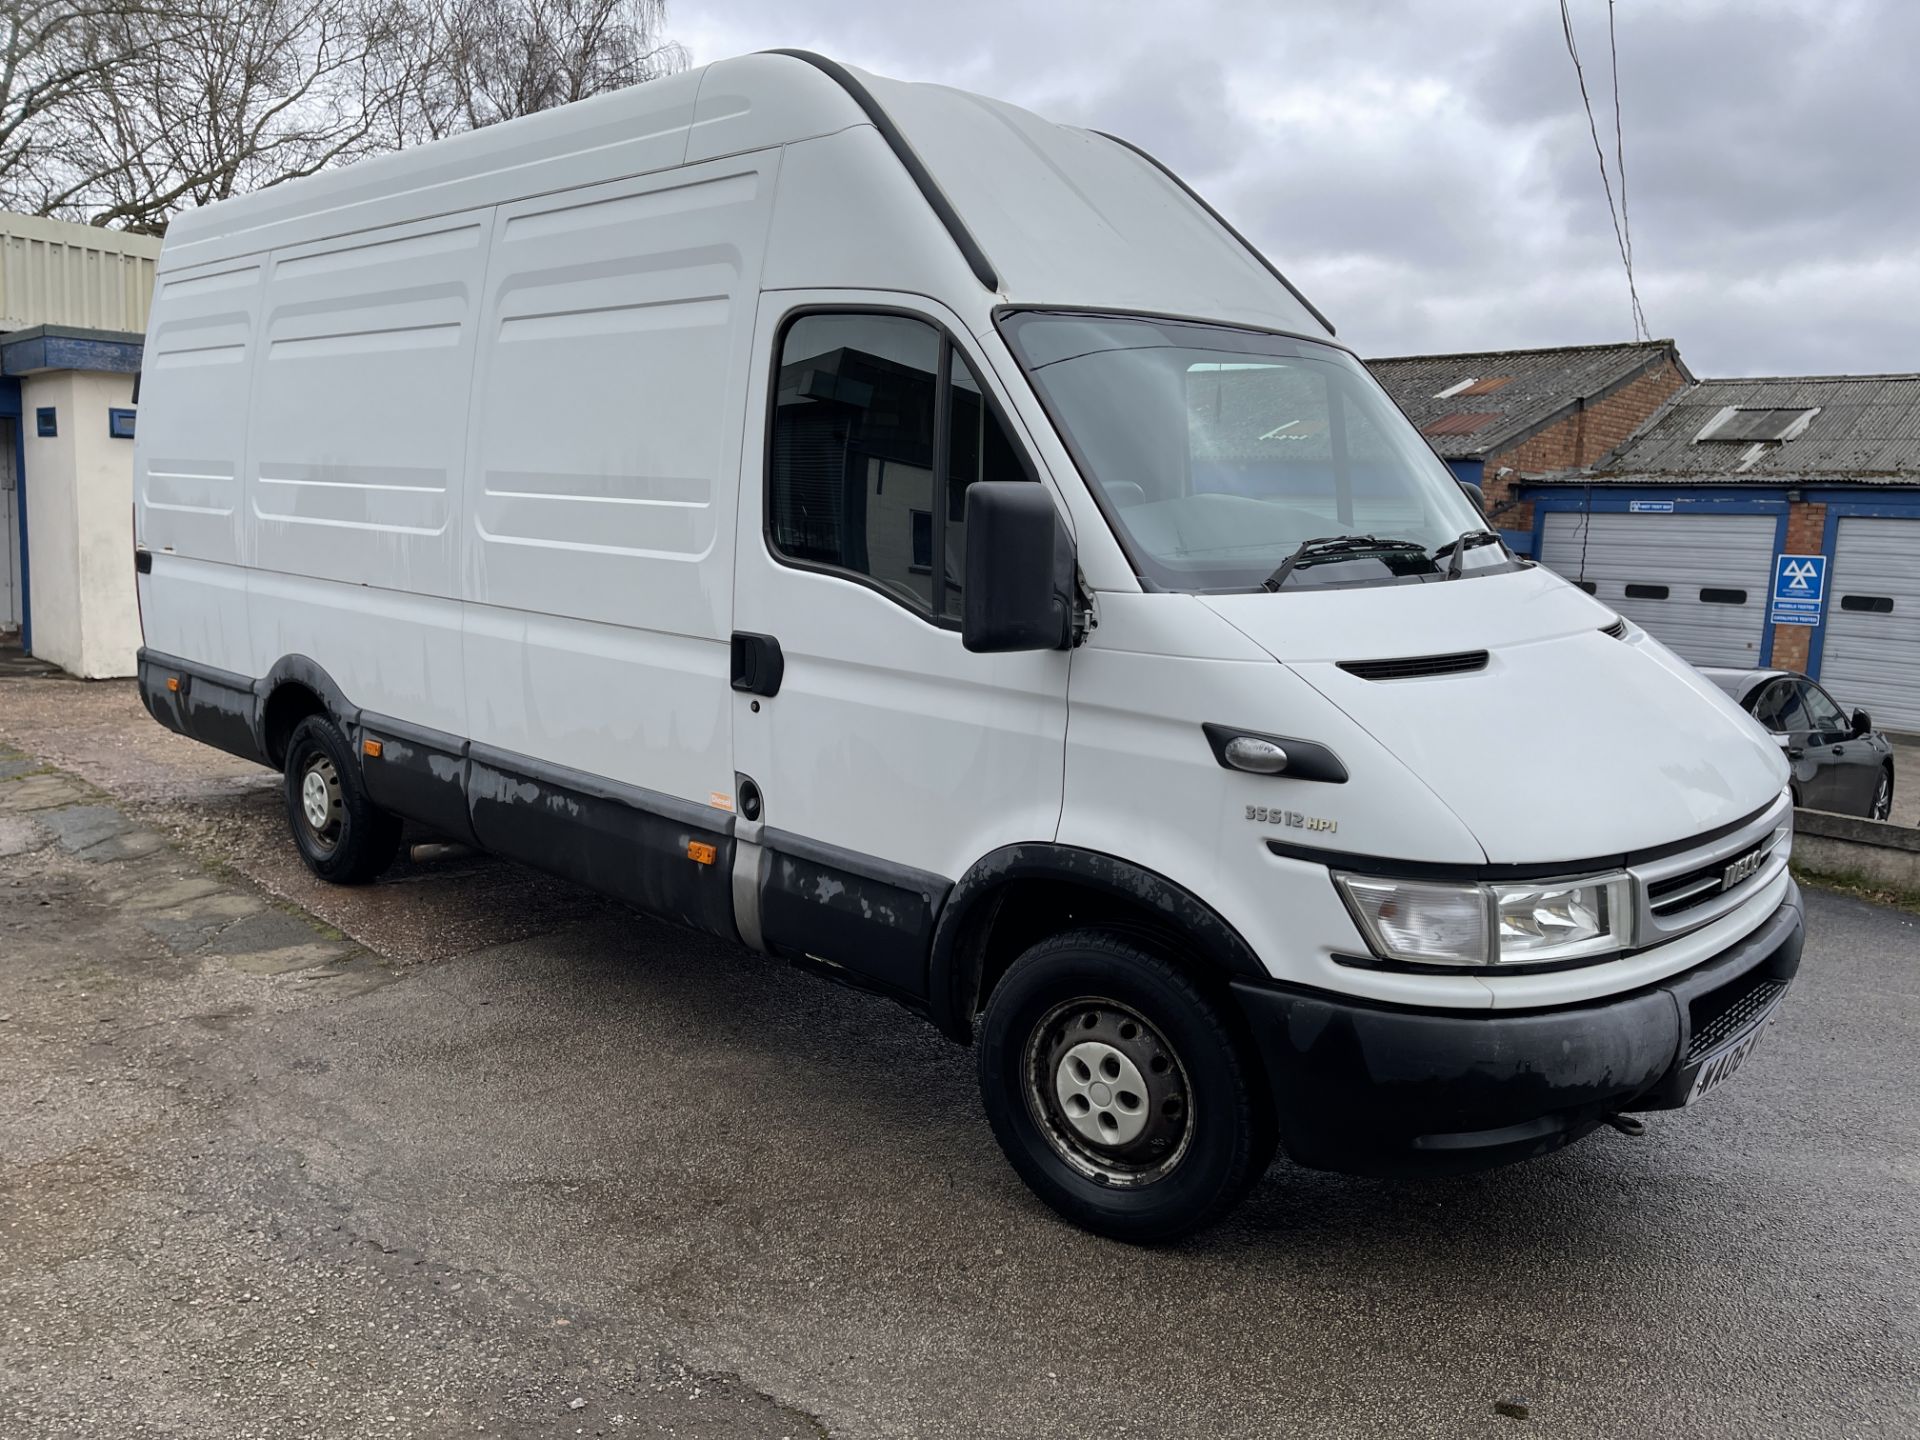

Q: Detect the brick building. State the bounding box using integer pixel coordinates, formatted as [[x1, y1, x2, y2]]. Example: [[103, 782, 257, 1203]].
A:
[[1365, 339, 1691, 546]]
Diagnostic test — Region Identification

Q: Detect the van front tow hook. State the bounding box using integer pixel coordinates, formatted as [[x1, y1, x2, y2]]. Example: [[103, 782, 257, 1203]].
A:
[[1604, 1113, 1647, 1137]]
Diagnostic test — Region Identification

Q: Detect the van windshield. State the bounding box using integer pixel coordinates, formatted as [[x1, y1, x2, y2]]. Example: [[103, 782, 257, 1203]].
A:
[[999, 311, 1506, 593]]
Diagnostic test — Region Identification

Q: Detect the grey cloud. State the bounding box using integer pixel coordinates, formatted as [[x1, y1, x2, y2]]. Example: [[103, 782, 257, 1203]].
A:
[[671, 0, 1918, 375]]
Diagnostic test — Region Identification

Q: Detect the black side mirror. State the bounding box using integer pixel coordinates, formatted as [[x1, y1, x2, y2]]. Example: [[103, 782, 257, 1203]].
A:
[[1458, 480, 1486, 515], [1852, 708, 1872, 738], [962, 482, 1075, 653]]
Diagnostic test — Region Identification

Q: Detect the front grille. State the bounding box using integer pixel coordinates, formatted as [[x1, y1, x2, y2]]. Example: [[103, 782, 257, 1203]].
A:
[[1336, 650, 1489, 681], [1687, 977, 1787, 1063], [1646, 834, 1778, 921]]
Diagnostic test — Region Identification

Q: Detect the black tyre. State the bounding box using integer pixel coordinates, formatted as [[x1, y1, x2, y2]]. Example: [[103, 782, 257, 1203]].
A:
[[1872, 766, 1893, 821], [283, 713, 402, 885], [976, 928, 1275, 1243]]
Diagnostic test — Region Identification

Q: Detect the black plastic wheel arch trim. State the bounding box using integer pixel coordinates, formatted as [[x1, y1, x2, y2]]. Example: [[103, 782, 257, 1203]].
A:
[[763, 49, 1001, 292], [1201, 723, 1348, 784], [927, 842, 1269, 1042], [1092, 129, 1336, 336]]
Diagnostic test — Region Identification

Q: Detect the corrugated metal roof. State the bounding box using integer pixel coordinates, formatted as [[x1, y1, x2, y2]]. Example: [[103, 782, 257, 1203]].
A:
[[0, 212, 161, 335], [1365, 340, 1680, 458], [1583, 373, 1920, 484]]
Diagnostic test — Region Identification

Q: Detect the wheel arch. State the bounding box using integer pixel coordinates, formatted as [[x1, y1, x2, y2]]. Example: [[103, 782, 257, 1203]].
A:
[[256, 655, 359, 768], [927, 843, 1268, 1043]]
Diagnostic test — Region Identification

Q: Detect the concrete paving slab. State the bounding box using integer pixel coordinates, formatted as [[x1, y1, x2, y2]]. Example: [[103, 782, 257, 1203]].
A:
[[115, 873, 229, 913], [0, 772, 94, 812], [0, 813, 46, 857], [208, 908, 359, 974]]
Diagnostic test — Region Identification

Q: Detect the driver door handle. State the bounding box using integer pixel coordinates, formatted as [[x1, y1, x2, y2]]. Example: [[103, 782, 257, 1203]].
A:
[[731, 632, 784, 697]]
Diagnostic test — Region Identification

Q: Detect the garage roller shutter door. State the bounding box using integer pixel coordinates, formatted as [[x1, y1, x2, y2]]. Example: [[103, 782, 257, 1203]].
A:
[[1820, 516, 1920, 732], [1540, 511, 1774, 667]]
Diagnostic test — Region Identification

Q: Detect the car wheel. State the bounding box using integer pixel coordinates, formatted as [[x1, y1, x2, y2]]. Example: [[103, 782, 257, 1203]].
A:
[[1872, 766, 1893, 822], [284, 713, 403, 884], [976, 928, 1275, 1243]]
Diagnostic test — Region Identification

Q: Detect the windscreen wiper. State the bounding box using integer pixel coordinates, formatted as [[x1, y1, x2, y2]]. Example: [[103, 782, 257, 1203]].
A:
[[1262, 534, 1431, 592], [1431, 528, 1507, 579]]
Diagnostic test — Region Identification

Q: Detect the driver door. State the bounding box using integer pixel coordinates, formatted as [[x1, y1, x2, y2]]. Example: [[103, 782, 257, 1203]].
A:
[[728, 294, 1071, 999], [1797, 679, 1875, 814]]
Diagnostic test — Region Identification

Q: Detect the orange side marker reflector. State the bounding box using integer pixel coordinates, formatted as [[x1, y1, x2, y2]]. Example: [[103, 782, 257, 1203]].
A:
[[363, 739, 383, 758], [687, 841, 717, 866], [165, 676, 180, 693]]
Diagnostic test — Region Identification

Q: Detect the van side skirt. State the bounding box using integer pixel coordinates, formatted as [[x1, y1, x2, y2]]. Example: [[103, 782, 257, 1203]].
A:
[[755, 826, 951, 1000], [136, 648, 969, 993], [138, 648, 270, 767]]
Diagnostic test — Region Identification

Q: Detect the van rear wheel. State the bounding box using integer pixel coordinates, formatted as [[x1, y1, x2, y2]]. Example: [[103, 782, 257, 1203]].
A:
[[976, 928, 1274, 1243], [283, 714, 402, 885]]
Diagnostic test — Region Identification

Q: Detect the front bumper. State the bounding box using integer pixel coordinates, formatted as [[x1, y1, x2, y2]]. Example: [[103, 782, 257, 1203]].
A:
[[1232, 882, 1805, 1178]]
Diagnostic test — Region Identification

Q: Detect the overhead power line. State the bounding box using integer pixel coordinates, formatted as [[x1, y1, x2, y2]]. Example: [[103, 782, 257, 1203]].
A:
[[1560, 0, 1649, 341], [1606, 0, 1648, 340]]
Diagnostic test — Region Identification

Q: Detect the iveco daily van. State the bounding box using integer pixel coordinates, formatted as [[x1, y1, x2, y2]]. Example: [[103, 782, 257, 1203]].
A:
[[133, 51, 1804, 1240]]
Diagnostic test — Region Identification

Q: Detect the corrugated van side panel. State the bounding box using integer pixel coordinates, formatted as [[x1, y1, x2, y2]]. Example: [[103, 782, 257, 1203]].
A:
[[241, 211, 494, 735]]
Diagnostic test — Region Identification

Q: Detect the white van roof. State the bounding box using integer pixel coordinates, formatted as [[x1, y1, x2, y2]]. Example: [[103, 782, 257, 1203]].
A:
[[158, 51, 1332, 340]]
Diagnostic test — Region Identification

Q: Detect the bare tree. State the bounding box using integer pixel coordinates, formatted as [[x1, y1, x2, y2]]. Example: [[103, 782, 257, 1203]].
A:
[[392, 0, 683, 142], [0, 0, 161, 207], [1, 0, 685, 233]]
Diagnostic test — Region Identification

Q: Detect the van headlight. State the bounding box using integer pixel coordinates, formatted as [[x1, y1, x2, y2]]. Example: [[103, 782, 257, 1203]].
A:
[[1334, 872, 1633, 968]]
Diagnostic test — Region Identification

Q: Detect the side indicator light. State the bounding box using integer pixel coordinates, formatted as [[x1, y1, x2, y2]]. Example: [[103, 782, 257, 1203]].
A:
[[687, 841, 717, 866], [363, 739, 384, 758], [165, 676, 180, 693]]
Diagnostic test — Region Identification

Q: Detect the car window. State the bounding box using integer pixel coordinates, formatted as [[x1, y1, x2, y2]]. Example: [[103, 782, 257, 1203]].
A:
[[1798, 681, 1848, 737], [768, 312, 1028, 622], [1751, 683, 1804, 737], [1750, 680, 1806, 733]]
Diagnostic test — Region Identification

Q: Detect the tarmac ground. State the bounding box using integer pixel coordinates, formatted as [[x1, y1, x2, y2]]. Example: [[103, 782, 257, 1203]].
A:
[[2, 669, 1917, 1439]]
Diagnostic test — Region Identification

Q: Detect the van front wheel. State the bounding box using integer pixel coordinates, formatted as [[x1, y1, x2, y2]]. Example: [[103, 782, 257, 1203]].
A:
[[283, 714, 402, 885], [976, 929, 1274, 1242]]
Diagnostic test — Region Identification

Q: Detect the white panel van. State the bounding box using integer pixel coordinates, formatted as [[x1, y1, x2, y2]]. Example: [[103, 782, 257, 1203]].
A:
[[133, 51, 1804, 1240]]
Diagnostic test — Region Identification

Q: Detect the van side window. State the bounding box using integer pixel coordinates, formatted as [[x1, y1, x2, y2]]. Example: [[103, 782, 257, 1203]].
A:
[[770, 312, 1029, 622], [771, 313, 942, 614]]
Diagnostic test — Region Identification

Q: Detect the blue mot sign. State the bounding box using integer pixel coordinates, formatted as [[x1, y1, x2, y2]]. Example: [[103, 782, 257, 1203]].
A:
[[1770, 553, 1827, 628]]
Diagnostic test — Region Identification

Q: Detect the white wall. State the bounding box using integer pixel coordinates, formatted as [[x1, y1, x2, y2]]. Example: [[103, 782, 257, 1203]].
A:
[[21, 370, 141, 677]]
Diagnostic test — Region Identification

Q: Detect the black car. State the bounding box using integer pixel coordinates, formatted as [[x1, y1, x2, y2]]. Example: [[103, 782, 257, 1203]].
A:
[[1700, 667, 1895, 819]]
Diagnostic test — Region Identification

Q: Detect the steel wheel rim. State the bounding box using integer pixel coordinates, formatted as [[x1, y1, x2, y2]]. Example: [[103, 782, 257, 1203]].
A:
[[1022, 997, 1193, 1188], [1874, 774, 1892, 820], [298, 754, 345, 852]]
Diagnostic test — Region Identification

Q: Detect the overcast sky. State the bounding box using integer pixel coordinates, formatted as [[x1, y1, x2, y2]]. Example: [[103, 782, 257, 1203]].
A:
[[669, 0, 1911, 378]]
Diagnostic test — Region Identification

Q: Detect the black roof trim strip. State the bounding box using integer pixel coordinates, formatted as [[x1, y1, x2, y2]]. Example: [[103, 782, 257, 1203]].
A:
[[1092, 129, 1336, 337], [764, 49, 1000, 293]]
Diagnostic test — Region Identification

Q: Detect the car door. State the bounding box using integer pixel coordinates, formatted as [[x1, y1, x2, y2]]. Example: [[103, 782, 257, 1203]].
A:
[[1749, 678, 1822, 807], [729, 295, 1071, 999], [1798, 679, 1877, 815]]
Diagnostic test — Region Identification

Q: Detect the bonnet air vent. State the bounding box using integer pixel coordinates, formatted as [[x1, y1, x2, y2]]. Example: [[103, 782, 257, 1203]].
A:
[[1336, 650, 1489, 681], [1601, 618, 1628, 639]]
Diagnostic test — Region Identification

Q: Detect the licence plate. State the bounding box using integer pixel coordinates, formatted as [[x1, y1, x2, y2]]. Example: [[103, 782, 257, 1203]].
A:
[[1684, 1002, 1782, 1105]]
